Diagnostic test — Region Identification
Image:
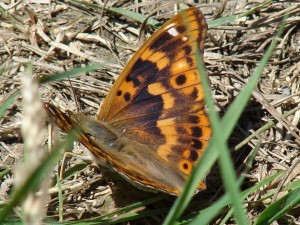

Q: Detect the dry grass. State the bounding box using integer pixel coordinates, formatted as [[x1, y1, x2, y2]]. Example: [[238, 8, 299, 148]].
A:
[[0, 0, 300, 224]]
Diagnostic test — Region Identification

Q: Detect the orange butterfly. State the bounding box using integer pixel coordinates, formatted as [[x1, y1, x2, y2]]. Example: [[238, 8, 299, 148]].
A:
[[45, 7, 211, 196]]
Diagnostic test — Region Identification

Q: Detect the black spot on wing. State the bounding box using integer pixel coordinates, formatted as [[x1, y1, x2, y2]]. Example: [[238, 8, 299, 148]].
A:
[[176, 25, 186, 33], [175, 74, 186, 85], [117, 90, 122, 96], [191, 126, 202, 137], [183, 163, 189, 169], [191, 139, 203, 149], [189, 150, 198, 161], [191, 87, 199, 100], [124, 92, 131, 102], [183, 45, 192, 55], [131, 66, 170, 103], [186, 57, 194, 66]]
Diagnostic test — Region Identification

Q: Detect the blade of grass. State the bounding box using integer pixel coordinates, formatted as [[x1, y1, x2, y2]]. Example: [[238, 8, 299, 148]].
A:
[[0, 63, 103, 121], [235, 105, 300, 151], [39, 63, 105, 84], [255, 187, 300, 225], [0, 131, 77, 222], [284, 178, 300, 191], [188, 171, 281, 225], [0, 90, 20, 120], [0, 169, 11, 180], [61, 162, 88, 180], [57, 176, 63, 222], [163, 10, 287, 225], [70, 0, 160, 27], [207, 0, 273, 28], [219, 142, 261, 225], [196, 43, 248, 225], [186, 142, 260, 224], [80, 195, 167, 222]]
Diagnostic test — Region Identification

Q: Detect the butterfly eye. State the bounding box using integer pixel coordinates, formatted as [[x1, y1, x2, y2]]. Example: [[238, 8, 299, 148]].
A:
[[107, 141, 120, 149], [81, 119, 120, 148]]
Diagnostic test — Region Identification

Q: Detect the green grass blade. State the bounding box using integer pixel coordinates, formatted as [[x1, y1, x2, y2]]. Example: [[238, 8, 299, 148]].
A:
[[163, 10, 287, 225], [0, 90, 20, 120], [188, 171, 281, 225], [39, 63, 105, 84], [61, 162, 88, 180], [0, 131, 77, 222], [196, 44, 248, 224], [207, 0, 273, 28], [70, 0, 160, 27], [284, 179, 300, 191], [83, 195, 167, 222], [255, 187, 300, 225], [0, 169, 11, 179], [222, 19, 286, 132], [57, 176, 63, 222], [1, 63, 103, 121], [107, 7, 160, 27]]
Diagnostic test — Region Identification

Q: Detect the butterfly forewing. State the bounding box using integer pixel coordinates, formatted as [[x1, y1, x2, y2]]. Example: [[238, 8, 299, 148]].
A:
[[95, 8, 210, 194], [98, 8, 207, 122]]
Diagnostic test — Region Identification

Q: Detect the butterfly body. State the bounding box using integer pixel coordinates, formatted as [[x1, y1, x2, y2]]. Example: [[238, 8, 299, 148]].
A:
[[45, 8, 211, 196]]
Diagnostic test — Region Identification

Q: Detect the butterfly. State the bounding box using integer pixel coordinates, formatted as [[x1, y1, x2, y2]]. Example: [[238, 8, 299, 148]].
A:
[[45, 7, 211, 196]]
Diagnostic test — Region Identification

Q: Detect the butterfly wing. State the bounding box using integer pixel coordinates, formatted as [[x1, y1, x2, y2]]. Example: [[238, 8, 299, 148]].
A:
[[95, 8, 211, 194], [45, 8, 210, 195]]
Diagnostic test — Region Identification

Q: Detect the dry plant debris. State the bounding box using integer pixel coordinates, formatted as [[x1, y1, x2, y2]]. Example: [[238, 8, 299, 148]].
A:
[[0, 0, 299, 224]]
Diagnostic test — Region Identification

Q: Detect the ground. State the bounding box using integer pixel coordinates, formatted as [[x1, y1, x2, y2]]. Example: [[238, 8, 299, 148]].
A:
[[0, 0, 300, 224]]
